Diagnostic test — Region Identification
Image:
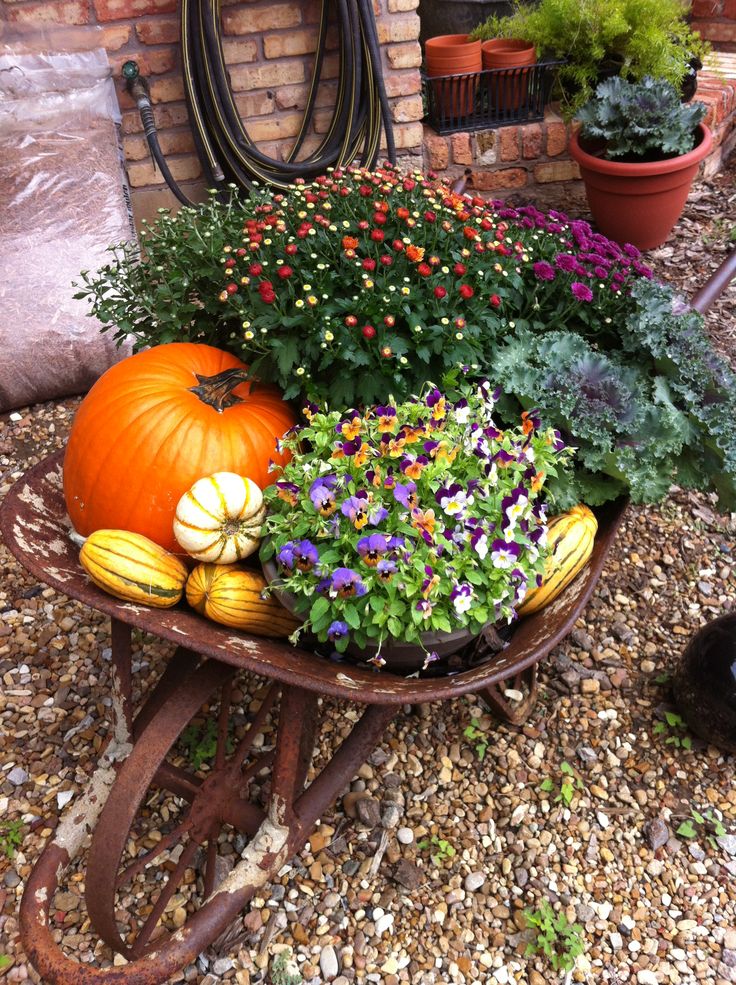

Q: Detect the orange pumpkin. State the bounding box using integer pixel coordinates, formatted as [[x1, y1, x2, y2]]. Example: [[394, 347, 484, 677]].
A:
[[64, 343, 295, 553]]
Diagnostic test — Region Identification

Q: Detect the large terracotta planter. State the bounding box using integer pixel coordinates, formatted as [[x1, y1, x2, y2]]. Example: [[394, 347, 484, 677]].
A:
[[262, 557, 478, 673], [481, 38, 536, 112], [425, 34, 482, 119], [569, 123, 713, 250]]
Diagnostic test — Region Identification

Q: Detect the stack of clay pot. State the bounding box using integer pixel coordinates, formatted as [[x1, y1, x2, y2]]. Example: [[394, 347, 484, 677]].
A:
[[424, 34, 482, 119]]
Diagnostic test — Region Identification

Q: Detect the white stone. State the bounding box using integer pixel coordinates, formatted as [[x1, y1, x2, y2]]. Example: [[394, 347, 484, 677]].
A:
[[637, 972, 659, 985], [493, 966, 510, 984], [397, 827, 414, 845], [320, 945, 339, 980], [374, 913, 394, 936]]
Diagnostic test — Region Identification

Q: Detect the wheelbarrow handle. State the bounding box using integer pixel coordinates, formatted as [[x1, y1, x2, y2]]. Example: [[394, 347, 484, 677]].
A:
[[691, 249, 736, 314]]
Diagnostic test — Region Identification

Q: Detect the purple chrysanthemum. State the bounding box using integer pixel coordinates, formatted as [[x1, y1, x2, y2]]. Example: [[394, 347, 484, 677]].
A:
[[571, 281, 594, 302], [533, 260, 555, 282]]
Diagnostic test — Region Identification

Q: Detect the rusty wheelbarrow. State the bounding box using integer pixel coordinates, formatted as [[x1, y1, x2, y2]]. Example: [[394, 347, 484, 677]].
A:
[[1, 253, 733, 985]]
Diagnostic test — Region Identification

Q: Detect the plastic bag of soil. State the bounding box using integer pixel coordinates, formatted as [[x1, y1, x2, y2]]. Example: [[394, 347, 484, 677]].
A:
[[0, 44, 135, 412]]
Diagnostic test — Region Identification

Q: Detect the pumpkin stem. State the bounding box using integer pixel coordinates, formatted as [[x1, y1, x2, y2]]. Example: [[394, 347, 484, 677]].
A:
[[189, 369, 250, 413]]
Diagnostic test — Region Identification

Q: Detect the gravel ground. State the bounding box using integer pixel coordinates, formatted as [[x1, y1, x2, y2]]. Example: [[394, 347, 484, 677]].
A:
[[1, 159, 735, 985]]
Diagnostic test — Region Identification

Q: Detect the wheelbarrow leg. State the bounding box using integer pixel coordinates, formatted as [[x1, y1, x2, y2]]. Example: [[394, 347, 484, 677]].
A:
[[477, 663, 539, 726]]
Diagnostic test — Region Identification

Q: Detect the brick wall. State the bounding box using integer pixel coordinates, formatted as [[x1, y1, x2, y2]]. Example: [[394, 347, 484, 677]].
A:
[[692, 0, 736, 51], [1, 0, 424, 207]]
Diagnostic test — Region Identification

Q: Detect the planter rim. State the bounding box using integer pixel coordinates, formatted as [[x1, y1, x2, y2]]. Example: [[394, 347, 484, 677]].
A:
[[481, 38, 535, 51], [569, 123, 712, 178], [261, 556, 476, 651], [425, 33, 480, 48]]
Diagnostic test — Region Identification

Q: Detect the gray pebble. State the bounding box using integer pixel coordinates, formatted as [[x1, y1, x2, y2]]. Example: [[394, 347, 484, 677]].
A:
[[463, 871, 486, 893], [7, 766, 28, 786], [4, 869, 21, 889], [211, 958, 233, 976], [381, 802, 401, 829]]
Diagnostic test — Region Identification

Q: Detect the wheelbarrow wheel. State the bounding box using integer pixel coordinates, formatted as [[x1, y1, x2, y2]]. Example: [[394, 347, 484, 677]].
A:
[[85, 661, 292, 960]]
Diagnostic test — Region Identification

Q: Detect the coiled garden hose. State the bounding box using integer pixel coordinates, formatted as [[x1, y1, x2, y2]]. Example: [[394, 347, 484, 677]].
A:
[[124, 0, 395, 202]]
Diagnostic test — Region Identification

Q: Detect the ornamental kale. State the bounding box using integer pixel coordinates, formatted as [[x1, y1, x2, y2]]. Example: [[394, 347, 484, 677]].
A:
[[261, 382, 571, 663], [576, 76, 707, 160]]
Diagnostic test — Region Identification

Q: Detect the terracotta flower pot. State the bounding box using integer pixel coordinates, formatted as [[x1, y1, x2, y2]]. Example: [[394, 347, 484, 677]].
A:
[[261, 558, 478, 674], [481, 38, 536, 112], [425, 34, 482, 119], [569, 123, 713, 250]]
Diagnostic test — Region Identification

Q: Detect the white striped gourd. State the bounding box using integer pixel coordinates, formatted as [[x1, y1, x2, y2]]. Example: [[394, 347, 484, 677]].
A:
[[80, 529, 187, 607], [173, 472, 265, 564], [518, 504, 598, 616], [186, 564, 300, 637]]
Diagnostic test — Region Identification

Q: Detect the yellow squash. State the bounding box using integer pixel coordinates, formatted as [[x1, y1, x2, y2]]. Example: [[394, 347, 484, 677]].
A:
[[518, 504, 598, 616], [80, 529, 188, 608], [186, 564, 300, 638]]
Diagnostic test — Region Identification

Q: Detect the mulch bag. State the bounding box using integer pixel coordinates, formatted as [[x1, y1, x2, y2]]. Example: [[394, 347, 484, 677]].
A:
[[0, 46, 135, 412]]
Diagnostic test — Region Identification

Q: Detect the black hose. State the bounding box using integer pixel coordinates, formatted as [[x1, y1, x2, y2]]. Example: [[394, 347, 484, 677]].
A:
[[128, 0, 395, 204]]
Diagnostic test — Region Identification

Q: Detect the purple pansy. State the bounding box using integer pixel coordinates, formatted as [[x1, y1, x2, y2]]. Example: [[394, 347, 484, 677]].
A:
[[491, 539, 521, 569], [309, 475, 338, 515], [436, 482, 472, 517], [329, 568, 367, 598], [393, 481, 418, 509], [327, 620, 349, 641], [341, 494, 370, 528], [376, 558, 397, 580], [293, 540, 319, 571], [277, 543, 296, 570], [470, 527, 488, 560], [415, 599, 433, 620], [357, 533, 389, 566], [450, 582, 473, 615]]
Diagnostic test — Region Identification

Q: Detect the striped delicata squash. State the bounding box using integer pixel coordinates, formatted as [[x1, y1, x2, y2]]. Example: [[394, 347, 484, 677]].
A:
[[186, 564, 300, 637], [518, 504, 598, 616], [80, 529, 188, 608]]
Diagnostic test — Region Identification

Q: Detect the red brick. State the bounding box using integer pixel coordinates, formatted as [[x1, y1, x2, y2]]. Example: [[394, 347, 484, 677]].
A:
[[391, 94, 424, 123], [451, 132, 472, 165], [386, 121, 423, 151], [123, 128, 195, 162], [222, 39, 259, 65], [149, 75, 186, 103], [99, 24, 131, 49], [274, 82, 337, 111], [387, 0, 419, 10], [499, 126, 520, 162], [383, 70, 422, 98], [109, 48, 177, 76], [95, 0, 175, 20], [386, 42, 422, 69], [263, 29, 319, 59], [725, 0, 736, 17], [7, 1, 89, 25], [521, 123, 542, 159], [691, 0, 722, 15], [136, 17, 180, 45], [693, 19, 736, 40], [234, 91, 276, 119], [533, 161, 581, 183], [424, 134, 449, 170], [223, 4, 301, 34], [471, 168, 527, 190], [229, 61, 306, 92], [122, 101, 190, 134], [127, 154, 201, 188], [246, 113, 307, 142], [546, 121, 568, 157], [377, 14, 420, 43]]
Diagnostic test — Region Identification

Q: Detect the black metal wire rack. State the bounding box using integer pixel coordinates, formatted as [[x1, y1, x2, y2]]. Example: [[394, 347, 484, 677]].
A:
[[423, 60, 564, 135]]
